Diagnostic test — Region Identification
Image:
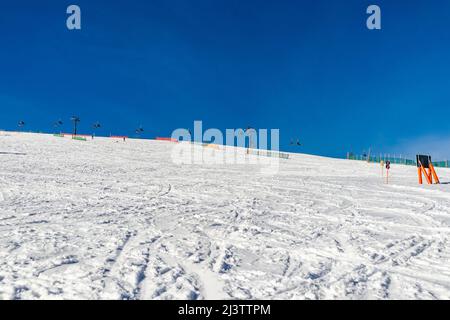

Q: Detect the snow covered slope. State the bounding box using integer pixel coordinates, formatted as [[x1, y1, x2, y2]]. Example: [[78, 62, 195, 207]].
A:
[[1, 131, 450, 300]]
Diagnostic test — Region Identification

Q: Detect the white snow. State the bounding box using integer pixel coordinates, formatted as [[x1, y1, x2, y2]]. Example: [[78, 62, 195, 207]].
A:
[[1, 131, 450, 300]]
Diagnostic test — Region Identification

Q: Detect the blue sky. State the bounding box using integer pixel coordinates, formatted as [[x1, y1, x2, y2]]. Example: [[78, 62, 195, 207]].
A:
[[1, 1, 449, 158]]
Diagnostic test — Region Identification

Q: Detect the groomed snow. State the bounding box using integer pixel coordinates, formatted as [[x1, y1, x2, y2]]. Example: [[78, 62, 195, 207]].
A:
[[1, 131, 450, 300]]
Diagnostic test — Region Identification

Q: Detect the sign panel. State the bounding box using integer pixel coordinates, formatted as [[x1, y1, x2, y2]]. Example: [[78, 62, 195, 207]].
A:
[[416, 155, 431, 168]]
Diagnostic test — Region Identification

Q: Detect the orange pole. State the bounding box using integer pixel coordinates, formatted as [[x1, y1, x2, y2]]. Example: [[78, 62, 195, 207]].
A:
[[418, 167, 423, 184], [429, 163, 440, 184], [426, 168, 433, 183]]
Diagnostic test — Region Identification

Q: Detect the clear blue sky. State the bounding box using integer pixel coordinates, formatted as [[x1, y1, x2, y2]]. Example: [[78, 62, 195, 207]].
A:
[[1, 0, 449, 158]]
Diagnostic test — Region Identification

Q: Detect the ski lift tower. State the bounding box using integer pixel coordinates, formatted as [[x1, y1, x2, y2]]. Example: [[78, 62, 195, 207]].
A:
[[92, 122, 101, 139], [135, 126, 144, 138], [71, 116, 80, 137], [54, 120, 63, 134]]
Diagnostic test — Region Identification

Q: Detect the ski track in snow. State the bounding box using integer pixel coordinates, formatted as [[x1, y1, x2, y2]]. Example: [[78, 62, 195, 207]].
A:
[[1, 131, 450, 299]]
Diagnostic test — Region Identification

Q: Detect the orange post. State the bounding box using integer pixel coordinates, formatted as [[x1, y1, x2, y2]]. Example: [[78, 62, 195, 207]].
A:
[[429, 163, 440, 184], [418, 167, 423, 184]]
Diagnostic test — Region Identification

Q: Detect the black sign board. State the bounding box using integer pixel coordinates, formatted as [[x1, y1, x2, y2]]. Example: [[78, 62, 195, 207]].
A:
[[416, 155, 431, 168]]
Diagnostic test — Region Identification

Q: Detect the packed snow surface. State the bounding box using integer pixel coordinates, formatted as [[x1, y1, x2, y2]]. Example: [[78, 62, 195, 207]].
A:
[[1, 131, 450, 300]]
